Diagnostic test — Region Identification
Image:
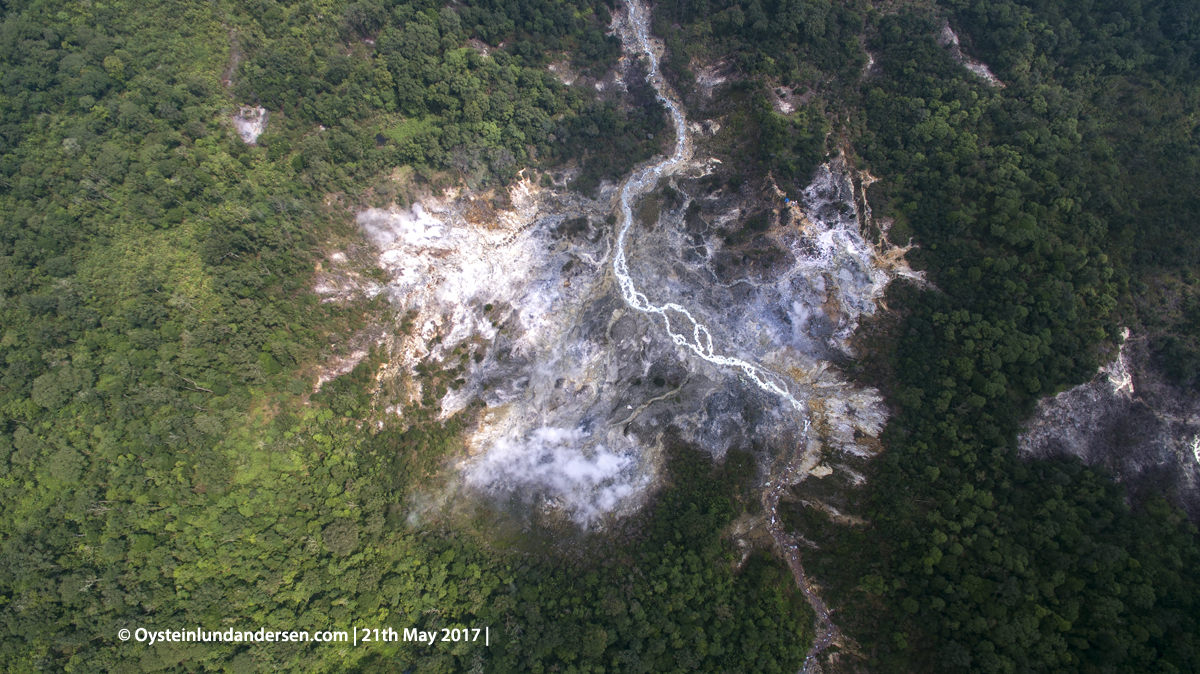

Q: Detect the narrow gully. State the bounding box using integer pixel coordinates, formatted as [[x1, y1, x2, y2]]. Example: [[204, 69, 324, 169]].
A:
[[611, 0, 839, 666]]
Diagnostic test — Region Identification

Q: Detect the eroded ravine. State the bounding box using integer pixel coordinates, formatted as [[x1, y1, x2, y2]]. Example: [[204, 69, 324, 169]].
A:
[[612, 0, 835, 664], [612, 0, 809, 415], [334, 0, 921, 664]]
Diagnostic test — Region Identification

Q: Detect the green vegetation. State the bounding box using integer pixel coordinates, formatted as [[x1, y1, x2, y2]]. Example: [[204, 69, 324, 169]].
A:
[[652, 0, 870, 96], [840, 4, 1200, 670], [0, 0, 812, 671], [447, 445, 815, 674], [648, 0, 850, 198], [230, 0, 667, 194], [648, 0, 1200, 672], [7, 0, 1200, 669]]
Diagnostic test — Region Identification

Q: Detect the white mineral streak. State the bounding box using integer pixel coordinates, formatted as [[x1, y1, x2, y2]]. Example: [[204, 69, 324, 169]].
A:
[[612, 0, 883, 664], [1104, 327, 1135, 396], [693, 61, 727, 98], [312, 250, 384, 303], [232, 106, 268, 144], [347, 1, 913, 569], [863, 52, 876, 79], [351, 178, 655, 526], [1021, 332, 1140, 456], [547, 61, 578, 86], [315, 350, 369, 392], [612, 0, 809, 415], [937, 22, 1003, 87]]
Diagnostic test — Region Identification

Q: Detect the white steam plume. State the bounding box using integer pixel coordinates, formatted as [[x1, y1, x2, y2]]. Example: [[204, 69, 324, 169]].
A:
[[463, 427, 649, 526]]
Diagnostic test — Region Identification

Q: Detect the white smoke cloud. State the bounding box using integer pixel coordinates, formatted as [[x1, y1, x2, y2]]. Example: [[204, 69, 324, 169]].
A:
[[233, 106, 268, 145], [357, 204, 445, 248], [463, 427, 650, 526]]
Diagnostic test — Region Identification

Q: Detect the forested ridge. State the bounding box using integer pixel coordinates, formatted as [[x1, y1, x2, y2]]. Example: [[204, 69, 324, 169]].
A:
[[0, 0, 813, 671], [649, 0, 1200, 672], [849, 3, 1200, 670]]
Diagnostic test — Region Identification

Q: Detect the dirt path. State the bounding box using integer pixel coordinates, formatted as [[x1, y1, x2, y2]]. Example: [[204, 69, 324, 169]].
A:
[[763, 457, 842, 673], [222, 27, 241, 89]]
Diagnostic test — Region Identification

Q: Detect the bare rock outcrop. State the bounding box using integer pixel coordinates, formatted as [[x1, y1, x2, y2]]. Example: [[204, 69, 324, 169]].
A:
[[233, 106, 268, 144], [1021, 333, 1200, 518]]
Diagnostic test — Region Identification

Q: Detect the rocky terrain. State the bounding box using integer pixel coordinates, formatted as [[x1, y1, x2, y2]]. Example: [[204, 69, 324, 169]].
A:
[[1021, 332, 1200, 518]]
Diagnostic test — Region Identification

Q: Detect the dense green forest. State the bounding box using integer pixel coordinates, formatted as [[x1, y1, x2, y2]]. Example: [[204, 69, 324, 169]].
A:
[[0, 0, 811, 671], [651, 0, 1200, 672], [5, 0, 1200, 671], [848, 2, 1200, 670]]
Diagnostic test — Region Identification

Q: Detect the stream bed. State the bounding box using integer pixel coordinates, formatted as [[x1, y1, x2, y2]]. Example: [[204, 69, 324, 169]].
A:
[[322, 0, 922, 666]]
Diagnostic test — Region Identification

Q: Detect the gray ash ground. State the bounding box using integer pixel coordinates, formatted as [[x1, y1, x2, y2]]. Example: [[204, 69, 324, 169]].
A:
[[1021, 333, 1200, 518], [350, 155, 910, 532], [318, 1, 922, 666], [325, 1, 918, 538]]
